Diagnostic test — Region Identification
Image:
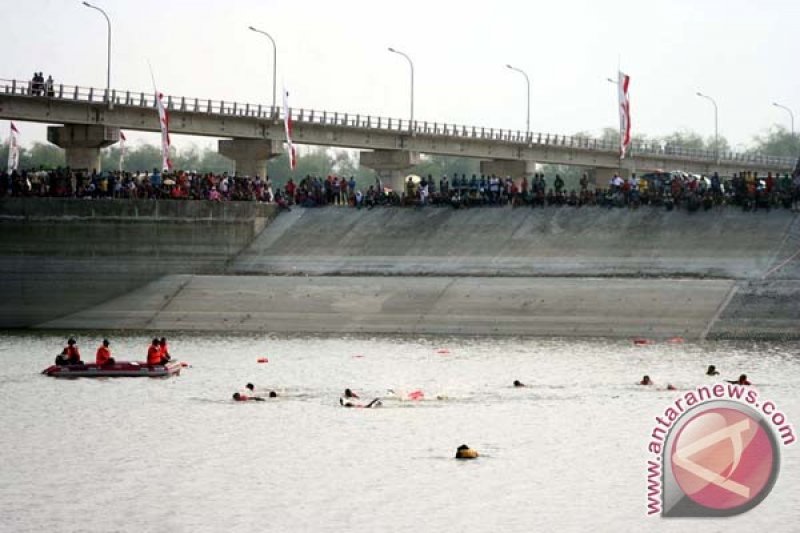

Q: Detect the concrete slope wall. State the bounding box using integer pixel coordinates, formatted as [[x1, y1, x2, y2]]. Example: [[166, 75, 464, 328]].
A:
[[38, 274, 737, 340], [233, 207, 798, 279], [0, 199, 277, 328]]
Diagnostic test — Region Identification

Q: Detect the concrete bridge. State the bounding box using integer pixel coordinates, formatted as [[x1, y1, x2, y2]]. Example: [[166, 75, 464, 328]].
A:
[[1, 78, 794, 189]]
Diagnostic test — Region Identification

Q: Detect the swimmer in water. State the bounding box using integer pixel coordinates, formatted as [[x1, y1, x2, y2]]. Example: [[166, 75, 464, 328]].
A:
[[706, 365, 720, 376], [246, 383, 278, 398], [339, 397, 382, 408], [639, 375, 653, 386], [232, 392, 265, 402], [513, 380, 526, 388], [726, 374, 751, 386], [344, 388, 359, 399]]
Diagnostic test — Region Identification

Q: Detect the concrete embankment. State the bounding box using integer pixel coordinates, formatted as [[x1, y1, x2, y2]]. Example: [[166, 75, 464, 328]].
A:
[[232, 207, 796, 279], [4, 201, 799, 339], [0, 199, 278, 328]]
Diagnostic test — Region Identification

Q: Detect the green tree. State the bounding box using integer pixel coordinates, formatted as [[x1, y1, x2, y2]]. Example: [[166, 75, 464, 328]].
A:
[[411, 154, 480, 180], [751, 126, 800, 158], [19, 142, 65, 169]]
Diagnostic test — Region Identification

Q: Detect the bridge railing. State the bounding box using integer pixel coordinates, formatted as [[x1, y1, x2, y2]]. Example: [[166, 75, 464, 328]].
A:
[[2, 78, 795, 169]]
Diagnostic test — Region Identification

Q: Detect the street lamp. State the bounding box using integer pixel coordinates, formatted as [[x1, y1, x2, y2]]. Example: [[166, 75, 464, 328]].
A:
[[249, 26, 277, 116], [82, 1, 111, 104], [772, 102, 795, 140], [388, 47, 414, 131], [506, 64, 531, 139], [696, 91, 719, 164]]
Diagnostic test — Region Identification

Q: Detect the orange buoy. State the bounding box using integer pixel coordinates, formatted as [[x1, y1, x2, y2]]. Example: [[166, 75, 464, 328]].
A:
[[257, 357, 269, 364], [408, 390, 424, 401]]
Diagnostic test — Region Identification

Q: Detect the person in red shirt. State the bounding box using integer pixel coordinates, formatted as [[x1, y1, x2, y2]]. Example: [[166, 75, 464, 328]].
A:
[[159, 337, 171, 361], [95, 339, 115, 366], [147, 338, 169, 366], [55, 338, 82, 366]]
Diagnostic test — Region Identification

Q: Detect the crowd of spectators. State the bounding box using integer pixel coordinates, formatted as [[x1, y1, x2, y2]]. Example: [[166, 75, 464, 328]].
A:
[[3, 166, 800, 213]]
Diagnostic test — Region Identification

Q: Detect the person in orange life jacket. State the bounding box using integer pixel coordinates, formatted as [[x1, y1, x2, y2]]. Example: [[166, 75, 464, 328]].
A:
[[95, 339, 115, 366], [159, 337, 171, 361], [55, 337, 82, 366], [727, 374, 751, 386], [147, 338, 169, 366]]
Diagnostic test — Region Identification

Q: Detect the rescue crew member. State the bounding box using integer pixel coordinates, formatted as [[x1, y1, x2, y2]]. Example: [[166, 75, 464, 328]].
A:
[[55, 338, 82, 366], [147, 338, 169, 366], [727, 374, 751, 386], [159, 337, 171, 360], [339, 397, 382, 408], [245, 383, 278, 398], [233, 393, 265, 402], [95, 339, 115, 366]]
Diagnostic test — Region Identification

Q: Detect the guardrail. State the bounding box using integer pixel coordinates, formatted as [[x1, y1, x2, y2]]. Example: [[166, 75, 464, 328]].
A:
[[2, 78, 795, 168]]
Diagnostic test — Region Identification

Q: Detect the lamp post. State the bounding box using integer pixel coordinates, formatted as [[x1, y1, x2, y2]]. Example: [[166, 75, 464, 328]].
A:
[[506, 64, 531, 139], [388, 47, 414, 131], [82, 1, 111, 104], [249, 26, 277, 116], [772, 102, 795, 140], [696, 91, 719, 164]]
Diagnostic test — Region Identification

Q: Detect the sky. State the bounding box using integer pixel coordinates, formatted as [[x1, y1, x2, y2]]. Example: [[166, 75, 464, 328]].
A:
[[1, 0, 798, 153]]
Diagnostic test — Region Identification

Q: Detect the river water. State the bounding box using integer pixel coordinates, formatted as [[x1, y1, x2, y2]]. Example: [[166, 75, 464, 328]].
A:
[[0, 333, 797, 533]]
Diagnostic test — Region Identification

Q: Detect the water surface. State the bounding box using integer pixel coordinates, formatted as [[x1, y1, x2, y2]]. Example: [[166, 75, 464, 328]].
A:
[[0, 334, 797, 532]]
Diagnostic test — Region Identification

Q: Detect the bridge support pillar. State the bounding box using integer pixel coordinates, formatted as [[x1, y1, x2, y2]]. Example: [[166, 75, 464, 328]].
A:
[[218, 139, 282, 178], [47, 125, 119, 173], [479, 159, 536, 178], [359, 150, 420, 191]]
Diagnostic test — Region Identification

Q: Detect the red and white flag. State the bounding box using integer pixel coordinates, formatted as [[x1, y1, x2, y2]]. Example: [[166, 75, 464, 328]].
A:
[[617, 71, 631, 159], [155, 92, 172, 171], [119, 130, 127, 172], [7, 122, 19, 172], [282, 87, 297, 170]]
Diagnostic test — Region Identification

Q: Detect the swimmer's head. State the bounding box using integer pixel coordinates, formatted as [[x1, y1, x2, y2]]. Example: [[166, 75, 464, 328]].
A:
[[246, 383, 255, 392], [232, 393, 241, 400], [345, 388, 358, 398], [739, 374, 748, 381], [707, 365, 717, 374], [513, 380, 523, 387], [269, 391, 277, 398], [457, 444, 470, 451]]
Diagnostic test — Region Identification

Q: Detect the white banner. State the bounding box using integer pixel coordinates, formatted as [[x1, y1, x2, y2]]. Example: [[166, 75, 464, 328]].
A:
[[7, 122, 19, 172]]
